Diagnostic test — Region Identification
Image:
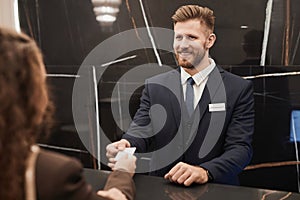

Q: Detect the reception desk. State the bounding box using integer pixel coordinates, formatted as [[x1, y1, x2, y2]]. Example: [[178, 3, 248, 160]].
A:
[[84, 169, 300, 200]]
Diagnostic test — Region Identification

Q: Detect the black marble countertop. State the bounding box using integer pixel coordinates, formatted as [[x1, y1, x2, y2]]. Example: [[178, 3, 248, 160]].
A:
[[84, 169, 300, 200]]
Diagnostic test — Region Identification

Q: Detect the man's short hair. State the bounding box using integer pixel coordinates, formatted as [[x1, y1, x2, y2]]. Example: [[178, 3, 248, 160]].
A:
[[172, 5, 215, 32]]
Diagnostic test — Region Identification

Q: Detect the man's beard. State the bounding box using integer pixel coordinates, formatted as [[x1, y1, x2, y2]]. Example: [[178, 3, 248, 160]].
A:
[[175, 53, 195, 69]]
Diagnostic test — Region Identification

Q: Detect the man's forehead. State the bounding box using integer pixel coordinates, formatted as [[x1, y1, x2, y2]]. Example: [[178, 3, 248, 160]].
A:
[[174, 24, 205, 34], [173, 19, 211, 35]]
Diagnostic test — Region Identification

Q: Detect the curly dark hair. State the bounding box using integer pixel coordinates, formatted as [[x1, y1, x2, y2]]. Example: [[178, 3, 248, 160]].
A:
[[0, 28, 54, 199]]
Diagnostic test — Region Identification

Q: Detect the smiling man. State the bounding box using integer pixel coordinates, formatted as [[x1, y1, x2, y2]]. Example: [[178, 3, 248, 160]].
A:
[[173, 9, 216, 75], [106, 5, 255, 186]]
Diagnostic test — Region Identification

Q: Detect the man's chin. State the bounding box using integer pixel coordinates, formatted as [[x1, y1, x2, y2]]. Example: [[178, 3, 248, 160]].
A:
[[178, 61, 195, 69], [181, 65, 195, 69]]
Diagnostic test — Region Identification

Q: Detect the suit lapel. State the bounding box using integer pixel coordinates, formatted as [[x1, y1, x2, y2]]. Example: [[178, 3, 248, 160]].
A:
[[198, 86, 210, 121], [198, 66, 227, 158], [197, 66, 225, 121], [166, 69, 183, 128]]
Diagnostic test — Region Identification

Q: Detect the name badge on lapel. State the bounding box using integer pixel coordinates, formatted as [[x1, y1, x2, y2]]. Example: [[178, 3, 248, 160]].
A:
[[209, 103, 226, 112]]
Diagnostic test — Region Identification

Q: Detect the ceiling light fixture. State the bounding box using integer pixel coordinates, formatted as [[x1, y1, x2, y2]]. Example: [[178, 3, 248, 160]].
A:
[[91, 0, 122, 27]]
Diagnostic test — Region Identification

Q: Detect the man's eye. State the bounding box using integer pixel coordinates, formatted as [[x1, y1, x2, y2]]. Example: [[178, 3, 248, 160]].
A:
[[175, 36, 182, 40], [188, 35, 197, 40]]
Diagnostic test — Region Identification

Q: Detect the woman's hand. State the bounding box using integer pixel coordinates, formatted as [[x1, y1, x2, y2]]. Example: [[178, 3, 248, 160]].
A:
[[97, 188, 127, 200]]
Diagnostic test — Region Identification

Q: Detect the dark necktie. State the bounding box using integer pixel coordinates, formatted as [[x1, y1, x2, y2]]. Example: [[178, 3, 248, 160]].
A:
[[186, 77, 195, 116]]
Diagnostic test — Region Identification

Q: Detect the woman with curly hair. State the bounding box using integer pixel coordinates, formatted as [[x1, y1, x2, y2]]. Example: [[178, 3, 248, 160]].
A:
[[0, 27, 136, 200]]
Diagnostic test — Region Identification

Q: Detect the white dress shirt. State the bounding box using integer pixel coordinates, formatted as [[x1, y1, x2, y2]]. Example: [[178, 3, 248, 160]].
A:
[[181, 58, 216, 109]]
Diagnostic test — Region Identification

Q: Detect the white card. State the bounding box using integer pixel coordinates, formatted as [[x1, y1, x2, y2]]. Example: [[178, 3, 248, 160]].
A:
[[209, 103, 226, 112], [115, 147, 136, 161]]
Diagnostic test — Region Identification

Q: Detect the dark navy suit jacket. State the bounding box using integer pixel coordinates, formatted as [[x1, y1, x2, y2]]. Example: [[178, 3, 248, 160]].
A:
[[123, 66, 254, 185]]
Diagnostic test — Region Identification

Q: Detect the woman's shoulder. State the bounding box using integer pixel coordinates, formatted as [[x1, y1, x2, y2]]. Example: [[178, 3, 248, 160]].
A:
[[35, 148, 96, 200], [37, 148, 83, 171], [35, 148, 84, 188]]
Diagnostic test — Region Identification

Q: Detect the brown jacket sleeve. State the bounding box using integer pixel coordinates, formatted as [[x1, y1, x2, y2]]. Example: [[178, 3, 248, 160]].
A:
[[103, 170, 136, 200], [36, 150, 135, 200]]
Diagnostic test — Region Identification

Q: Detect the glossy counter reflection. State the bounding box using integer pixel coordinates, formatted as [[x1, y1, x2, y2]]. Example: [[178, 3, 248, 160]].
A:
[[84, 169, 300, 200]]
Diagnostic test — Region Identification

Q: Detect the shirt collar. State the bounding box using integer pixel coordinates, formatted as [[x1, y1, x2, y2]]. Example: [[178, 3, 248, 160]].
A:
[[180, 58, 216, 86]]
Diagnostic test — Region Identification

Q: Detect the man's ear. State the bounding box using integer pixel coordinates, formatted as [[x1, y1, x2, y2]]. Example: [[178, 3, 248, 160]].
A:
[[206, 33, 216, 49]]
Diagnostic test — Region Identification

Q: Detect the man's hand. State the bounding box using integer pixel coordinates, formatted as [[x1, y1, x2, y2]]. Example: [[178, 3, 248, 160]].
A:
[[164, 162, 208, 186], [106, 139, 131, 169], [97, 188, 127, 200]]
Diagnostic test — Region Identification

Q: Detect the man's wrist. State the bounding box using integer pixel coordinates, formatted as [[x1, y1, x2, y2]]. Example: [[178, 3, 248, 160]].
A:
[[206, 170, 213, 182]]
